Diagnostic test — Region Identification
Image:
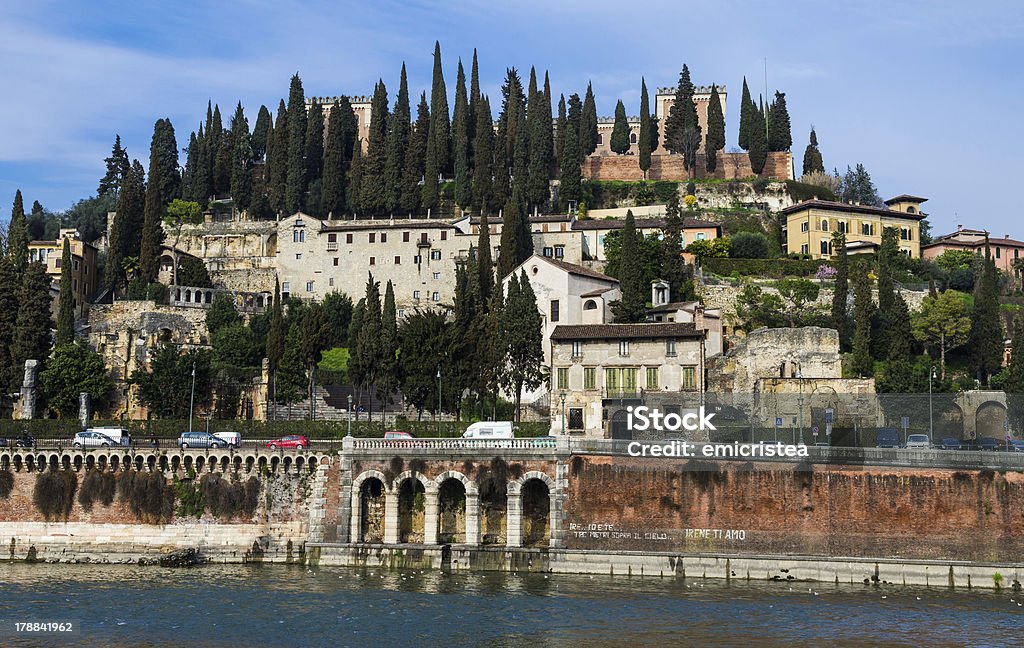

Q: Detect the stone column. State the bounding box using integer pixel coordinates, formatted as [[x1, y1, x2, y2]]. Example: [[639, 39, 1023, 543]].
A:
[[348, 488, 362, 543], [17, 360, 39, 420], [506, 487, 523, 547], [423, 485, 439, 545], [550, 461, 570, 549], [464, 492, 480, 546], [78, 393, 91, 429], [336, 445, 353, 543], [383, 488, 400, 545], [308, 463, 330, 543]]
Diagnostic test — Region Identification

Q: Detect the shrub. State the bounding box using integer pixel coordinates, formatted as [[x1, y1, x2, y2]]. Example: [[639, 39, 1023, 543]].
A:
[[787, 178, 837, 202], [78, 469, 117, 511], [120, 471, 175, 524], [33, 470, 78, 521], [652, 181, 679, 203], [702, 257, 826, 278], [172, 474, 204, 519], [146, 283, 169, 304], [198, 473, 261, 520], [0, 471, 14, 499], [729, 232, 771, 259]]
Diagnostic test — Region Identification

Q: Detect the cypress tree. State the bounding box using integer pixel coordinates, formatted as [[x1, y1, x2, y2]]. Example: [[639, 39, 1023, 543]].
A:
[[663, 64, 701, 174], [767, 91, 792, 152], [610, 100, 630, 155], [181, 131, 200, 204], [11, 261, 53, 386], [543, 72, 554, 171], [502, 271, 545, 423], [265, 278, 285, 409], [498, 189, 525, 279], [347, 140, 363, 215], [639, 79, 652, 178], [969, 243, 1003, 383], [401, 92, 429, 215], [305, 98, 325, 198], [887, 295, 912, 361], [351, 273, 382, 403], [385, 64, 412, 214], [612, 211, 648, 322], [230, 102, 253, 212], [154, 118, 181, 202], [559, 94, 582, 211], [580, 82, 598, 158], [526, 67, 553, 210], [7, 190, 28, 272], [738, 77, 753, 151], [213, 113, 232, 196], [831, 232, 850, 348], [748, 98, 768, 174], [140, 122, 168, 282], [422, 41, 450, 213], [98, 134, 131, 198], [661, 194, 693, 302], [193, 124, 212, 204], [207, 104, 225, 196], [360, 80, 390, 216], [285, 74, 307, 214], [0, 258, 18, 387], [105, 160, 145, 293], [322, 101, 348, 217], [56, 238, 74, 345], [251, 105, 272, 160], [469, 49, 480, 167], [705, 84, 726, 173], [511, 105, 529, 210], [555, 94, 567, 170], [494, 68, 525, 209], [472, 95, 494, 215], [802, 128, 825, 175], [477, 212, 493, 305], [268, 99, 289, 215], [851, 265, 874, 377], [452, 60, 472, 210], [378, 279, 399, 407]]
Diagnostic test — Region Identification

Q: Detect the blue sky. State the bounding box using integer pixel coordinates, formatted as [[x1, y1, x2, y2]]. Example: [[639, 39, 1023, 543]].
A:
[[2, 0, 1022, 235]]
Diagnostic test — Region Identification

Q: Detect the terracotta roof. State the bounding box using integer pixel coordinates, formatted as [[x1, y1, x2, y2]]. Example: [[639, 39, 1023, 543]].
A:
[[535, 256, 617, 282], [572, 217, 719, 231], [884, 194, 928, 205], [320, 220, 455, 232], [781, 199, 924, 221], [925, 236, 1024, 249], [468, 214, 571, 224], [648, 300, 699, 313], [550, 322, 702, 340]]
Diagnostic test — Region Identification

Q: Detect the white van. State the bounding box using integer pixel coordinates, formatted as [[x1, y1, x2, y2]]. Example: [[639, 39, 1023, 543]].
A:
[[463, 421, 514, 439], [213, 431, 242, 448], [85, 427, 131, 447]]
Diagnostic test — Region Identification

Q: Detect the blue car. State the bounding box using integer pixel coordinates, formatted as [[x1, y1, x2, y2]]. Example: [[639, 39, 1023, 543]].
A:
[[1006, 440, 1024, 453], [177, 431, 226, 449], [976, 437, 1001, 451], [939, 438, 962, 450]]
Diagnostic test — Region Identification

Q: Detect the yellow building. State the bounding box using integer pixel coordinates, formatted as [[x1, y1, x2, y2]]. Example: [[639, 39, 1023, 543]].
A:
[[782, 197, 924, 259], [27, 228, 99, 318]]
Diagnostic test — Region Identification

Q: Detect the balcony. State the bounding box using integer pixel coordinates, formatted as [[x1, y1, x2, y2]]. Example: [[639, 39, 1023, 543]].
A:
[[416, 238, 432, 248], [602, 388, 643, 401], [327, 242, 338, 251]]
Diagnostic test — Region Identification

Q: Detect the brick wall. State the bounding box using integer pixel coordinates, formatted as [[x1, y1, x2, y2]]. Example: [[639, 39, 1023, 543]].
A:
[[583, 151, 793, 182]]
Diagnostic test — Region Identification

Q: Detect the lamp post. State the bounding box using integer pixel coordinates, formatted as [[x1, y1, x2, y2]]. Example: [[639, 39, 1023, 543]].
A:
[[929, 365, 936, 439], [437, 368, 442, 433], [188, 360, 196, 434], [797, 366, 804, 445], [559, 391, 567, 436], [346, 394, 353, 438]]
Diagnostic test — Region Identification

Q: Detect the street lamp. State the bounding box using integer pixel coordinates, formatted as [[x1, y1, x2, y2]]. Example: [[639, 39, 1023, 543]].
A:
[[188, 360, 196, 434], [797, 366, 804, 445], [436, 368, 442, 432], [347, 394, 353, 438], [560, 392, 567, 435], [929, 365, 936, 439]]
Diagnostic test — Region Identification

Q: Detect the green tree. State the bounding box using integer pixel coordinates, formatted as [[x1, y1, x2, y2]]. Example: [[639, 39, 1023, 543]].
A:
[[1004, 314, 1024, 432], [350, 273, 382, 412], [163, 199, 203, 283], [612, 211, 648, 322], [0, 258, 20, 388], [206, 293, 242, 335], [661, 193, 692, 301], [747, 99, 768, 174], [663, 64, 701, 175], [452, 60, 473, 210], [472, 95, 494, 214], [738, 77, 753, 151], [177, 256, 211, 288], [229, 103, 253, 211], [422, 41, 450, 213], [152, 118, 181, 203], [139, 121, 170, 282], [729, 232, 770, 259], [400, 93, 429, 215], [831, 232, 850, 348], [610, 100, 630, 155], [132, 345, 211, 418], [851, 265, 874, 377], [386, 64, 412, 214], [378, 280, 399, 408], [285, 74, 307, 214], [211, 323, 259, 370], [265, 279, 286, 410], [322, 101, 349, 217], [580, 83, 598, 158], [777, 278, 822, 327], [360, 80, 390, 216], [767, 91, 792, 152], [802, 128, 825, 175], [98, 134, 131, 198], [7, 189, 28, 272], [56, 238, 74, 345], [502, 271, 545, 422], [251, 105, 272, 160], [268, 99, 289, 215], [11, 261, 53, 387], [40, 341, 112, 418], [104, 161, 145, 294], [321, 291, 354, 348], [969, 245, 1003, 383], [558, 94, 582, 210], [705, 84, 726, 173], [840, 164, 882, 206], [304, 99, 325, 211], [913, 289, 971, 380], [685, 237, 730, 259], [477, 212, 494, 305], [526, 67, 553, 211], [638, 79, 652, 178], [398, 309, 452, 415]]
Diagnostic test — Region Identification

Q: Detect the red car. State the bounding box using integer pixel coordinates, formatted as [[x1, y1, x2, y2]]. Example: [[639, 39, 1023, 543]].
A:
[[266, 435, 309, 450], [383, 431, 414, 440]]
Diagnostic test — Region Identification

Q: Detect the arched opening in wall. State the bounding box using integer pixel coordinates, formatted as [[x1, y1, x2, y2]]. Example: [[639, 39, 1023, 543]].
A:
[[90, 455, 100, 471], [134, 456, 144, 472], [437, 478, 467, 543], [73, 455, 82, 471], [38, 454, 47, 471], [308, 462, 317, 475], [397, 478, 426, 543], [159, 456, 169, 472], [283, 457, 293, 474], [220, 456, 230, 472], [49, 455, 59, 470], [359, 478, 386, 543], [61, 456, 71, 470], [478, 473, 507, 545], [25, 455, 35, 472], [171, 456, 181, 473], [258, 457, 268, 474], [183, 456, 193, 473], [245, 456, 255, 473], [295, 457, 305, 473], [2, 455, 11, 471], [13, 455, 23, 472], [195, 456, 205, 473], [270, 456, 280, 473], [521, 478, 551, 547], [233, 456, 242, 472], [110, 456, 120, 471], [147, 456, 156, 472], [583, 299, 597, 311], [266, 233, 278, 256], [610, 409, 632, 440], [976, 402, 1008, 441]]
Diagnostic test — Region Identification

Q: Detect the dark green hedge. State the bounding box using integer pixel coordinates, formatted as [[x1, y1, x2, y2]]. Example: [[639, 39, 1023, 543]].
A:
[[702, 257, 828, 278], [786, 180, 837, 203]]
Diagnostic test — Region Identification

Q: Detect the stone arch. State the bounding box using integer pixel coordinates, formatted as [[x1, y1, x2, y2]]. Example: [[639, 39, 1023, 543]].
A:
[[183, 456, 193, 472], [308, 462, 317, 475], [195, 456, 205, 473], [295, 457, 305, 473], [477, 468, 508, 545], [134, 456, 144, 472], [49, 454, 60, 469], [159, 456, 169, 472], [270, 456, 280, 473], [73, 455, 83, 471], [283, 456, 293, 474], [509, 471, 557, 548], [220, 456, 230, 472], [146, 455, 156, 472], [61, 456, 71, 470], [976, 401, 1008, 441], [171, 455, 181, 473], [110, 455, 120, 471], [257, 456, 268, 473], [394, 471, 429, 543], [353, 470, 387, 543], [245, 456, 255, 473], [13, 455, 23, 472], [233, 456, 242, 472], [1, 454, 9, 471], [435, 471, 474, 544]]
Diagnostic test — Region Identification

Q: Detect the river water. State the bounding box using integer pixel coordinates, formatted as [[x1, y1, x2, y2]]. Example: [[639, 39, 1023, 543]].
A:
[[0, 563, 1021, 647]]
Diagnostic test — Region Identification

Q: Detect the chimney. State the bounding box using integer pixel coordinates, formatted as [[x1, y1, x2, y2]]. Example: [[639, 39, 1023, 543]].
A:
[[957, 224, 962, 231], [694, 304, 706, 331]]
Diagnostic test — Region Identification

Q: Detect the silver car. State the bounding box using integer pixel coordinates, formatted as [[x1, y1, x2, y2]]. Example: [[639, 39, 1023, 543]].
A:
[[72, 431, 116, 448]]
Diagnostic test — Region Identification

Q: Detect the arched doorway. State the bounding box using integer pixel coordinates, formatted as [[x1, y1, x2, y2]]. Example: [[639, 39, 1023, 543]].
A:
[[397, 477, 425, 543], [359, 477, 386, 543], [478, 473, 507, 545], [521, 478, 551, 547], [610, 409, 631, 440], [976, 401, 1008, 441], [437, 478, 467, 543]]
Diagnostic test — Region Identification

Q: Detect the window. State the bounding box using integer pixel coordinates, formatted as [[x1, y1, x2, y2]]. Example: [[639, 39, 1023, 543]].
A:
[[696, 232, 707, 241], [820, 219, 829, 232], [329, 278, 334, 287], [569, 407, 584, 430], [432, 292, 440, 302], [996, 247, 1001, 259], [605, 368, 619, 390], [282, 281, 290, 294], [900, 227, 913, 241], [666, 339, 677, 356], [369, 233, 375, 243], [381, 232, 387, 243], [433, 272, 440, 279], [800, 222, 809, 233], [622, 368, 638, 391], [441, 231, 447, 241], [333, 258, 339, 266], [1016, 249, 1020, 260], [54, 258, 61, 268], [306, 281, 314, 292], [403, 231, 410, 242], [557, 368, 569, 389], [554, 246, 564, 258], [619, 340, 630, 356], [328, 233, 337, 243], [630, 132, 637, 144], [583, 368, 596, 390], [431, 250, 442, 261], [597, 133, 603, 145], [681, 366, 697, 390], [395, 256, 401, 265], [346, 233, 353, 244], [414, 290, 421, 299], [861, 222, 874, 236], [551, 299, 560, 322], [800, 243, 809, 255], [398, 309, 406, 318], [74, 259, 80, 270], [543, 247, 553, 257], [293, 230, 301, 243], [820, 240, 831, 255], [296, 253, 302, 260], [646, 367, 659, 390], [571, 340, 582, 358], [907, 206, 916, 214], [838, 221, 849, 234], [583, 299, 598, 311], [369, 257, 375, 265], [414, 255, 422, 264]]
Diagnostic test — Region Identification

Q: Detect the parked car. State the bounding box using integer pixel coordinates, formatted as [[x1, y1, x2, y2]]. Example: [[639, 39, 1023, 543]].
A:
[[213, 431, 241, 448], [976, 437, 1001, 451], [72, 431, 117, 449], [14, 434, 35, 448], [177, 431, 227, 449], [463, 421, 515, 439], [939, 438, 962, 450], [1005, 440, 1024, 453], [266, 435, 309, 450], [383, 431, 415, 440], [85, 427, 131, 447], [874, 428, 900, 448], [903, 434, 932, 449]]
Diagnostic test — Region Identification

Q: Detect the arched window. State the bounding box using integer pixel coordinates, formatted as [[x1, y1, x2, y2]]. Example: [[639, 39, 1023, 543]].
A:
[[583, 300, 598, 310], [821, 219, 829, 232], [907, 206, 916, 214], [630, 133, 637, 144]]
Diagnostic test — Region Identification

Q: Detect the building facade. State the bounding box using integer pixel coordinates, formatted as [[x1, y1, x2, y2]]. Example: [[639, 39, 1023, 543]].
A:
[[591, 86, 727, 156], [782, 197, 924, 259], [923, 226, 1024, 274], [27, 228, 99, 318]]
